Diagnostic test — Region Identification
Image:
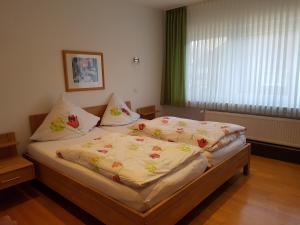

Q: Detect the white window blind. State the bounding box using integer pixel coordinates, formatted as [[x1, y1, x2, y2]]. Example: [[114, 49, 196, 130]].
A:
[[186, 0, 300, 118]]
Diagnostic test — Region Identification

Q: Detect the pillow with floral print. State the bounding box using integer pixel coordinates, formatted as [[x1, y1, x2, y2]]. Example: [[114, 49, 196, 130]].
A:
[[30, 97, 100, 141], [100, 93, 140, 126]]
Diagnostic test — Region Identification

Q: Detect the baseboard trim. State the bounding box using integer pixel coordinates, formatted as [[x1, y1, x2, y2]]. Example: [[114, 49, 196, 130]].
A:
[[247, 139, 300, 164]]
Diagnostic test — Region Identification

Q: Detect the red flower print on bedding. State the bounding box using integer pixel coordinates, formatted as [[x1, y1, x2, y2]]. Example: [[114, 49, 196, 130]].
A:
[[104, 144, 113, 148], [97, 150, 108, 154], [138, 123, 146, 130], [197, 138, 208, 148], [67, 115, 79, 128], [56, 152, 64, 159], [136, 138, 144, 142], [121, 108, 130, 116], [161, 119, 169, 124], [150, 153, 160, 159], [176, 128, 184, 134], [152, 146, 162, 151], [112, 161, 123, 168], [112, 175, 122, 183]]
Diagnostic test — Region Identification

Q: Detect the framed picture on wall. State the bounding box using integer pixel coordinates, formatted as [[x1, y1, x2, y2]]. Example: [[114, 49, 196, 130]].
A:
[[62, 50, 105, 92]]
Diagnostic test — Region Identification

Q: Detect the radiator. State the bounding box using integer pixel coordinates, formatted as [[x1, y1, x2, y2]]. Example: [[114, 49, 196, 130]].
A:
[[205, 111, 300, 148]]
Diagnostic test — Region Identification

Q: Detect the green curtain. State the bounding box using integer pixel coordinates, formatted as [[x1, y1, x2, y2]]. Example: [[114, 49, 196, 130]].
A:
[[161, 7, 187, 106]]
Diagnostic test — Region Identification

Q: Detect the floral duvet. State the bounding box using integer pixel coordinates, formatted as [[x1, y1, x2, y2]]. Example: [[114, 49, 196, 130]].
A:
[[56, 132, 203, 188], [130, 117, 246, 152]]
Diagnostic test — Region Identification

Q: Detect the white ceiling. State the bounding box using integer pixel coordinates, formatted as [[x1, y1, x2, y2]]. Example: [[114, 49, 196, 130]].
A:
[[129, 0, 204, 10]]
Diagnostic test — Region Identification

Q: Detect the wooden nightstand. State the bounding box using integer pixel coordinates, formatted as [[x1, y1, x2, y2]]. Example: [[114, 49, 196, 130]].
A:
[[137, 105, 159, 120], [0, 132, 35, 190]]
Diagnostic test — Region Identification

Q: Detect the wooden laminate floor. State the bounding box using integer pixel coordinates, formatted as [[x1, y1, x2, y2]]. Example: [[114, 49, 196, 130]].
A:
[[0, 155, 299, 225]]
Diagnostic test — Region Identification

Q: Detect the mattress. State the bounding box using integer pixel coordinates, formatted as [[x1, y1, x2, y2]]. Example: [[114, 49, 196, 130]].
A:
[[27, 127, 208, 212], [203, 135, 246, 167], [101, 121, 247, 167]]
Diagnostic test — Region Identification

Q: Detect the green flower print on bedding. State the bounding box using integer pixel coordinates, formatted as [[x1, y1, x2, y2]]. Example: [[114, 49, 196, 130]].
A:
[[128, 143, 139, 151], [90, 156, 105, 165], [128, 129, 142, 136], [145, 162, 157, 173], [153, 129, 162, 137], [49, 115, 84, 134], [89, 156, 106, 172], [110, 108, 122, 116], [49, 117, 66, 132], [180, 145, 192, 153], [81, 142, 95, 148]]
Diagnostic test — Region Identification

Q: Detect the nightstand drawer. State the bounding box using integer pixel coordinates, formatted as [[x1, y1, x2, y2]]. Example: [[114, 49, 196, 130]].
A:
[[0, 165, 34, 190]]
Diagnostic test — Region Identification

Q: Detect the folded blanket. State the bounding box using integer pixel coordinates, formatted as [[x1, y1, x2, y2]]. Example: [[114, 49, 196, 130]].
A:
[[56, 132, 203, 188], [130, 117, 246, 152]]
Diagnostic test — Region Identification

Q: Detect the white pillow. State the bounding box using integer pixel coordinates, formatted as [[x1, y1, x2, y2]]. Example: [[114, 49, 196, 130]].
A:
[[30, 97, 100, 141], [100, 94, 140, 126]]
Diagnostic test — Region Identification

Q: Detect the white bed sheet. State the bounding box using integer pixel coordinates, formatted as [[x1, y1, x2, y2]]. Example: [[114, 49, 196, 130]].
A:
[[203, 135, 246, 167], [101, 121, 247, 167], [27, 127, 208, 212]]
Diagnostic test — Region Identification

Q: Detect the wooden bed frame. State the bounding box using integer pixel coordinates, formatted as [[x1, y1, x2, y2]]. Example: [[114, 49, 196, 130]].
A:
[[26, 102, 251, 225]]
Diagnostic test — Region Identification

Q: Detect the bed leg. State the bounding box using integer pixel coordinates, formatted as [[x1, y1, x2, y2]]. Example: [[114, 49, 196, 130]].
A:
[[243, 164, 250, 176], [243, 144, 251, 176]]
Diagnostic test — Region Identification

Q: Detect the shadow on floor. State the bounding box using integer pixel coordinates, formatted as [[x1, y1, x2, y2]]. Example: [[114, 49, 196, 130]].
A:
[[176, 173, 248, 225]]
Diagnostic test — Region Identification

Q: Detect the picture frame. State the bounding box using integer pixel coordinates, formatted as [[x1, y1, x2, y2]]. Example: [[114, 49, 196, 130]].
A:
[[62, 50, 105, 92]]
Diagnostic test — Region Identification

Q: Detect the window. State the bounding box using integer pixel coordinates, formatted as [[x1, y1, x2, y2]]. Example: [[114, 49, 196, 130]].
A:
[[186, 0, 300, 118]]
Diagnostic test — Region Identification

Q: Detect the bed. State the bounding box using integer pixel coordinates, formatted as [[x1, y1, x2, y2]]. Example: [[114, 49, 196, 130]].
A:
[[26, 102, 251, 225], [27, 127, 208, 212]]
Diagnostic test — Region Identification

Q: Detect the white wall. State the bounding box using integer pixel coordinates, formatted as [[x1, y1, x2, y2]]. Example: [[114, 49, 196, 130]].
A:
[[160, 105, 205, 120], [0, 0, 164, 152]]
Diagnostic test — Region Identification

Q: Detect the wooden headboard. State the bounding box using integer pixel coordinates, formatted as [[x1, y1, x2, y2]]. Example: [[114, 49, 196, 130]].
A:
[[29, 101, 131, 134]]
